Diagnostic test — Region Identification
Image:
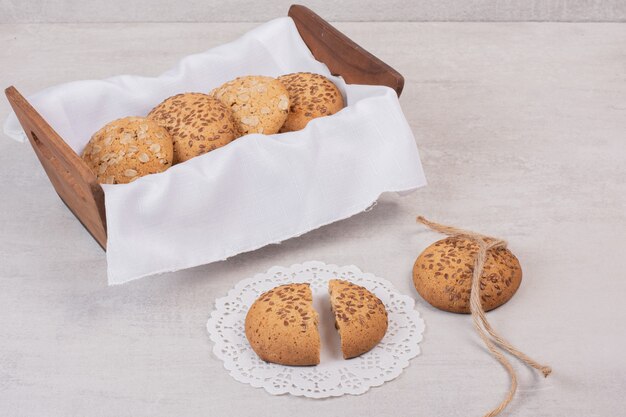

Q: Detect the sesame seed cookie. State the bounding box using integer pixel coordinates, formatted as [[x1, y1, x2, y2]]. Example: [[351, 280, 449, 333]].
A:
[[412, 237, 522, 314], [328, 279, 388, 359], [81, 116, 174, 184], [245, 283, 320, 366], [210, 75, 289, 135], [277, 72, 344, 132], [147, 93, 238, 163]]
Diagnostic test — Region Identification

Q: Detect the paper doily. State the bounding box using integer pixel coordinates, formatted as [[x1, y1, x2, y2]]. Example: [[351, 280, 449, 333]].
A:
[[207, 261, 425, 398]]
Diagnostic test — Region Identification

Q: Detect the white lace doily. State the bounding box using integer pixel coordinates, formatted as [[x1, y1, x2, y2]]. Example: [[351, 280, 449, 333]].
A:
[[207, 261, 425, 398]]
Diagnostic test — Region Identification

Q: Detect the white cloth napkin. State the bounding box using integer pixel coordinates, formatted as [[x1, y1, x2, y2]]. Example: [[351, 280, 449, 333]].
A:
[[3, 17, 426, 284]]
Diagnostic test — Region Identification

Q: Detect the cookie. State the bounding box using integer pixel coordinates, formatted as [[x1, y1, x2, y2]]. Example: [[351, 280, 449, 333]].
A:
[[147, 93, 238, 163], [81, 116, 173, 184], [277, 72, 344, 132], [211, 75, 289, 135], [328, 279, 388, 359], [245, 283, 320, 366], [412, 237, 522, 313]]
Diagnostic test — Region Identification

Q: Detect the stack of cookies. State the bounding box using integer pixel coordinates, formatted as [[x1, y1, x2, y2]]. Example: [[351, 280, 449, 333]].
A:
[[82, 73, 344, 184]]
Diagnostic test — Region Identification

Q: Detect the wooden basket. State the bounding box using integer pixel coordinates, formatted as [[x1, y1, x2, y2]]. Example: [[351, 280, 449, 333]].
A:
[[4, 4, 404, 250]]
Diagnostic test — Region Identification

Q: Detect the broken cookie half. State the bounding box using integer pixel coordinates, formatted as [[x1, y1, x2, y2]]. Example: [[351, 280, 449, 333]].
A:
[[245, 283, 321, 366], [328, 279, 389, 359]]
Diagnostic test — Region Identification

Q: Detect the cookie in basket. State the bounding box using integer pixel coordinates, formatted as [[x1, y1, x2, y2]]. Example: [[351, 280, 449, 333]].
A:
[[148, 93, 239, 163], [277, 72, 344, 132], [329, 279, 388, 359], [412, 237, 522, 313], [81, 116, 174, 184], [210, 75, 289, 135], [245, 283, 320, 366]]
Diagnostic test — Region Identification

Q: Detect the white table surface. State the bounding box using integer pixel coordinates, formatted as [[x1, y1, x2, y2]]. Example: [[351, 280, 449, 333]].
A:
[[1, 22, 625, 417]]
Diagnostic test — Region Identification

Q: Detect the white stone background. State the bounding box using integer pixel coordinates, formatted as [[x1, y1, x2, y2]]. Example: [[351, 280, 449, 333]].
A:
[[1, 0, 626, 22], [1, 1, 626, 417]]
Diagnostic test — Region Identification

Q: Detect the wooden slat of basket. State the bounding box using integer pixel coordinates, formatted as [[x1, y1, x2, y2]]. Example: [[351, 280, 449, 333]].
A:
[[5, 86, 108, 249], [288, 5, 404, 96]]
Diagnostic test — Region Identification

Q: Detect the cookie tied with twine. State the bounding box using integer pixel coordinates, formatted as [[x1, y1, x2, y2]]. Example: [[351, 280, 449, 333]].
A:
[[415, 216, 552, 417], [413, 235, 522, 313]]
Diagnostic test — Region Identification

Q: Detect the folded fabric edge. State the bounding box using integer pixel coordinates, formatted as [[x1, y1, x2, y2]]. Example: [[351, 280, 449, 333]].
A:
[[3, 113, 27, 142], [107, 182, 426, 286]]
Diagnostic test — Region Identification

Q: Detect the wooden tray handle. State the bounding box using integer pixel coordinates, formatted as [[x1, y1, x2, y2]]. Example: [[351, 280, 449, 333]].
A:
[[289, 4, 404, 96], [5, 86, 107, 249]]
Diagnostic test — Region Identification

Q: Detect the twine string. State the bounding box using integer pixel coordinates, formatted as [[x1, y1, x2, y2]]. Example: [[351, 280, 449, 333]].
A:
[[416, 216, 551, 417]]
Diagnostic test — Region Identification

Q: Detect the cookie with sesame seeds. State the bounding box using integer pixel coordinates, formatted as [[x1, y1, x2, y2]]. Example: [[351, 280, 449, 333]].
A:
[[328, 279, 388, 359], [210, 75, 289, 135], [81, 116, 174, 184], [245, 283, 320, 366], [277, 72, 344, 133], [412, 237, 522, 314], [148, 93, 238, 163]]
